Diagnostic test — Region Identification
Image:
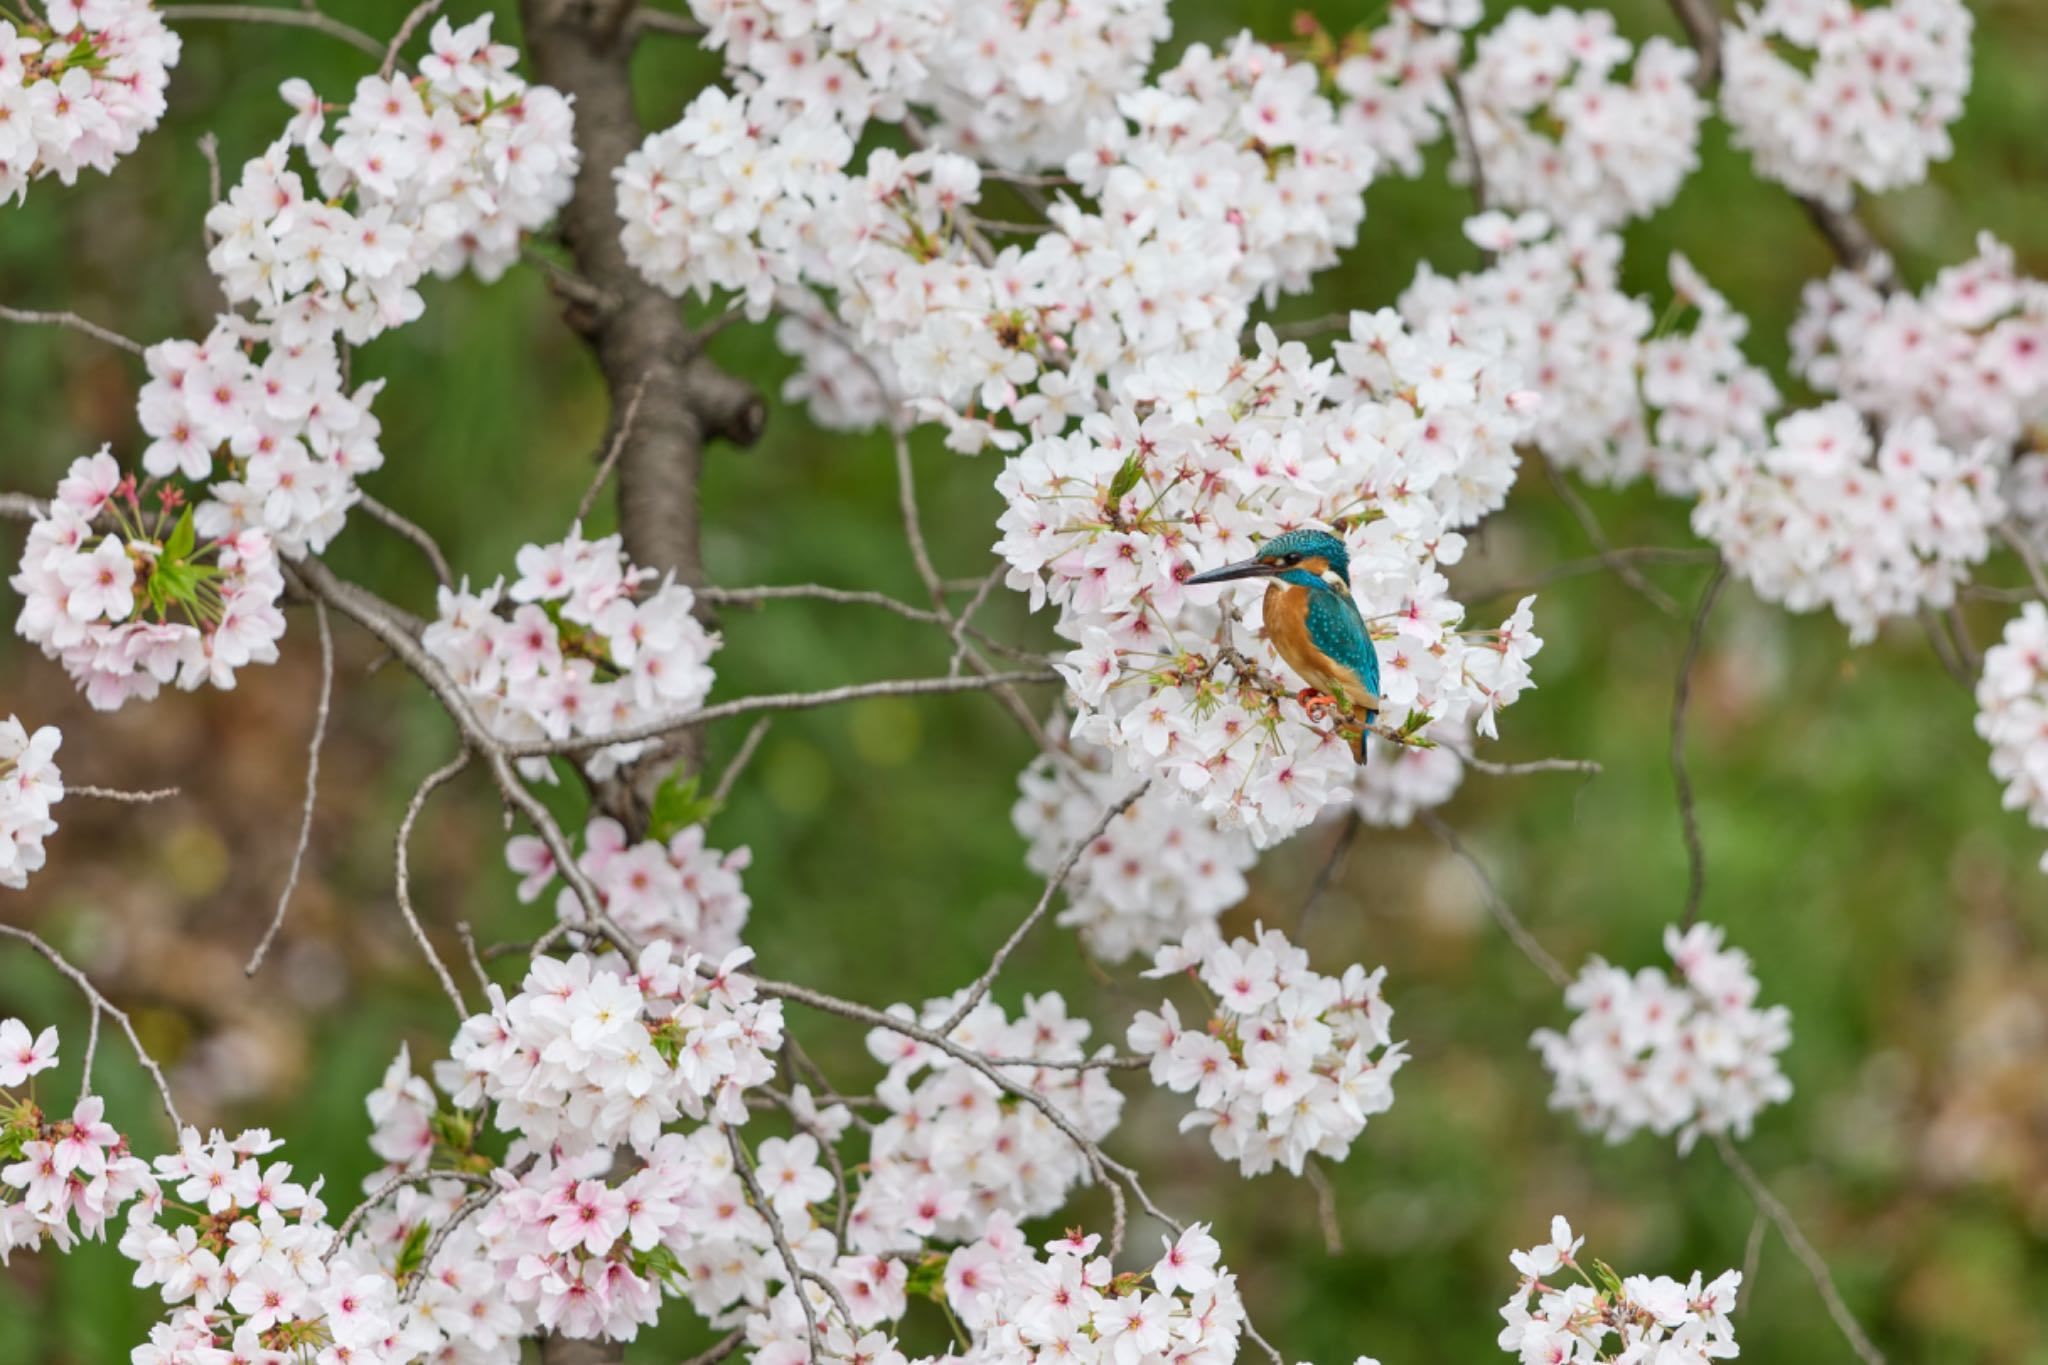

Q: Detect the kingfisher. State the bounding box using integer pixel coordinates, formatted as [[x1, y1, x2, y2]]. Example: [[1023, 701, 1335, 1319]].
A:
[[1184, 528, 1383, 763]]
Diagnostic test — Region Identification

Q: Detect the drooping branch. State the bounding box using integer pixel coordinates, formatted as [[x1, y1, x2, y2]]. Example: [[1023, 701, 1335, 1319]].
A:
[[0, 923, 186, 1131], [246, 600, 335, 976]]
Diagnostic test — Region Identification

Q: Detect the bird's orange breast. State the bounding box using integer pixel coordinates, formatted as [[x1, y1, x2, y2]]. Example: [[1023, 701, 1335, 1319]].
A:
[[1264, 582, 1348, 696]]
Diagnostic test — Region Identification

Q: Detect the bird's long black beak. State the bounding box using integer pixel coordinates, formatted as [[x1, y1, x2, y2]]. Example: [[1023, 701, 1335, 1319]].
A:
[[1185, 558, 1280, 585]]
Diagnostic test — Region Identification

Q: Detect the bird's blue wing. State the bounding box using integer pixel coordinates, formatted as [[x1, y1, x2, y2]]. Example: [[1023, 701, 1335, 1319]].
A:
[[1306, 589, 1380, 720]]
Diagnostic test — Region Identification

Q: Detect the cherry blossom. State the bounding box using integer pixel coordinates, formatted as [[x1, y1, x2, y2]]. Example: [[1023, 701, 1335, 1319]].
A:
[[0, 717, 63, 890], [1691, 402, 2002, 643], [1458, 7, 1704, 227], [1722, 0, 1973, 209], [1131, 924, 1405, 1176], [1975, 602, 2048, 872], [1498, 1215, 1742, 1365], [10, 451, 289, 710], [1402, 218, 1778, 494], [1012, 727, 1255, 963], [424, 526, 721, 781], [1793, 233, 2048, 452], [508, 815, 752, 960], [1533, 923, 1793, 1151], [0, 0, 179, 204]]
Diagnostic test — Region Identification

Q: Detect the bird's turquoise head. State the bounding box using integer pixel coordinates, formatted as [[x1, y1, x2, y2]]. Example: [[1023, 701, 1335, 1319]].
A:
[[1185, 528, 1352, 593]]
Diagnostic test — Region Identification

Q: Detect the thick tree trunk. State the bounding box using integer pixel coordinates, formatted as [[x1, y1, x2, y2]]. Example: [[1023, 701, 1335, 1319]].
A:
[[520, 0, 765, 836], [515, 8, 764, 1363]]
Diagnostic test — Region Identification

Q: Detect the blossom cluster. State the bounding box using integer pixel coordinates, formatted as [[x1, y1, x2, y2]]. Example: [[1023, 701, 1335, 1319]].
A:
[[0, 0, 179, 205], [209, 14, 577, 344], [1793, 234, 2048, 452], [889, 1216, 1245, 1365], [2, 1020, 151, 1262], [509, 815, 752, 959], [423, 527, 721, 780], [622, 31, 1380, 455], [135, 316, 388, 555], [1533, 923, 1793, 1151], [1497, 1216, 1742, 1365], [1691, 402, 2002, 643], [10, 451, 288, 710], [0, 717, 63, 890], [1974, 602, 2048, 872], [1351, 732, 1465, 827], [447, 945, 783, 1157], [1131, 925, 1405, 1177], [1459, 7, 1704, 228], [851, 989, 1124, 1251], [997, 320, 1542, 843], [679, 0, 1168, 169], [1012, 733, 1255, 963], [1722, 0, 1973, 209], [1402, 217, 1779, 495], [1322, 4, 1469, 180]]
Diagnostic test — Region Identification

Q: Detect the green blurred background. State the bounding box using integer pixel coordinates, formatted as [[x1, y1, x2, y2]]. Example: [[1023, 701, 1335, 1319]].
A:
[[3, 1, 2046, 1360]]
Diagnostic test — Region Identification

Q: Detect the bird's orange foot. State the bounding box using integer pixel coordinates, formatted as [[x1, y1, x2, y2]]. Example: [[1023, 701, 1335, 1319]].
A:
[[1295, 688, 1341, 722]]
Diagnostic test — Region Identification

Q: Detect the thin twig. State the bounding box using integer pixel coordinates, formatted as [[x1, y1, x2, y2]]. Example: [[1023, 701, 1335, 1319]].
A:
[[576, 374, 653, 525], [947, 566, 1005, 679], [1715, 1135, 1886, 1365], [380, 0, 440, 78], [1921, 607, 1973, 689], [632, 6, 704, 37], [493, 671, 1062, 757], [1543, 459, 1682, 616], [404, 1187, 498, 1301], [0, 492, 48, 522], [1739, 1208, 1768, 1316], [0, 304, 146, 356], [1303, 1158, 1345, 1255], [1299, 809, 1362, 933], [77, 1003, 102, 1106], [1417, 812, 1570, 988], [394, 749, 475, 1016], [709, 718, 772, 809], [1673, 564, 1726, 931], [1998, 522, 2048, 602], [454, 920, 493, 998], [676, 1329, 746, 1365], [936, 782, 1149, 1036], [356, 492, 453, 588], [726, 1127, 829, 1361], [288, 555, 621, 937], [67, 784, 181, 803], [1465, 547, 1725, 604], [158, 4, 385, 59], [246, 600, 335, 976], [0, 923, 184, 1130]]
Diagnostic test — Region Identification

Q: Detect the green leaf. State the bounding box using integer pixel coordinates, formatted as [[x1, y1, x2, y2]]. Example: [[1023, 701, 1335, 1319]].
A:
[[1107, 452, 1145, 503], [631, 1244, 689, 1289], [428, 1108, 474, 1152], [393, 1219, 434, 1281], [647, 770, 721, 842], [905, 1253, 950, 1301], [164, 507, 195, 564]]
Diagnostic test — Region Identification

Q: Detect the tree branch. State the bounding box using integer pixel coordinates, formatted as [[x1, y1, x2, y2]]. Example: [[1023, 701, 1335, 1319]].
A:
[[158, 4, 385, 60], [0, 304, 145, 356], [1673, 564, 1726, 930], [0, 923, 185, 1131], [246, 599, 334, 977]]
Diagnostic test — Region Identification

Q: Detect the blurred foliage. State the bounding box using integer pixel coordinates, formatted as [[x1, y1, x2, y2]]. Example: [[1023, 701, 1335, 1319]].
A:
[[4, 1, 2048, 1362]]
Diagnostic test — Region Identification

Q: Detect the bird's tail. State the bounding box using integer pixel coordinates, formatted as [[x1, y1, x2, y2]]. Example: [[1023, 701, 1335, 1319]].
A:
[[1351, 712, 1375, 764]]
